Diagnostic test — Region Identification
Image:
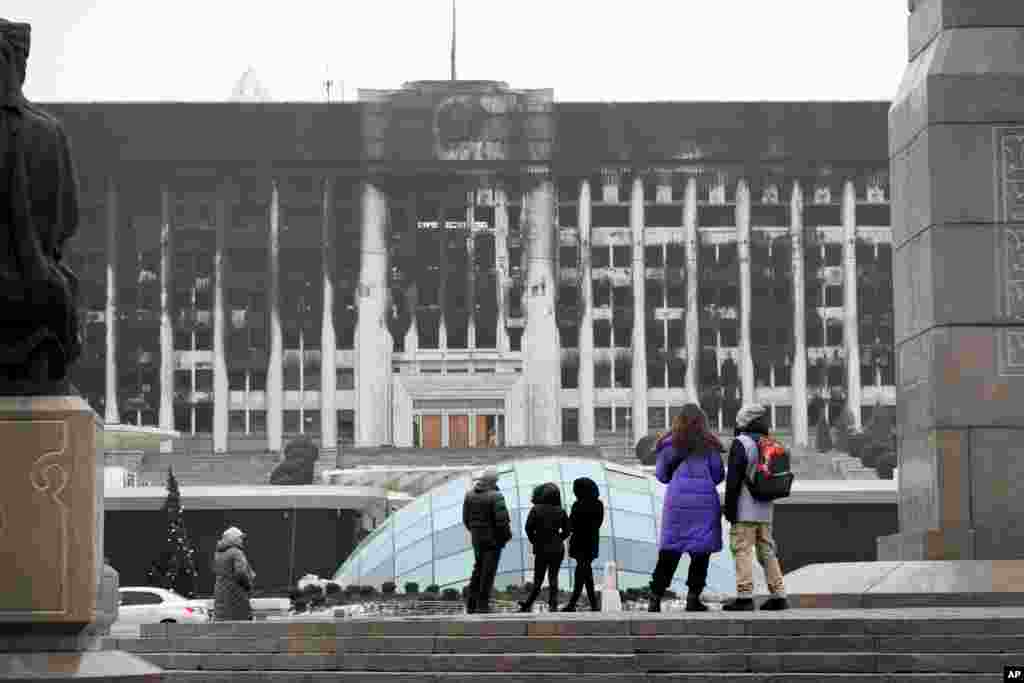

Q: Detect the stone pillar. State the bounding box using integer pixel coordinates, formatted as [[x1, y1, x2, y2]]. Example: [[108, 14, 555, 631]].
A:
[[880, 2, 1024, 561], [842, 179, 863, 431], [320, 177, 338, 463], [266, 180, 284, 453], [523, 173, 561, 445], [684, 177, 700, 403], [212, 188, 229, 453], [630, 174, 648, 440], [790, 181, 809, 447], [737, 179, 755, 404], [494, 187, 510, 352], [104, 178, 118, 425], [356, 181, 392, 447], [159, 185, 175, 443], [578, 178, 596, 445], [0, 398, 160, 679]]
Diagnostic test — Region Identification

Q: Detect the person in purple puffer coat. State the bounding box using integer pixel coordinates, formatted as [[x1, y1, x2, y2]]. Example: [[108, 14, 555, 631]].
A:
[[648, 403, 725, 613]]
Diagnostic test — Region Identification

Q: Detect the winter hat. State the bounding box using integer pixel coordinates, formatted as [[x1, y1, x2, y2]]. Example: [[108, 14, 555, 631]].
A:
[[735, 404, 768, 430], [476, 468, 499, 486], [222, 526, 245, 543]]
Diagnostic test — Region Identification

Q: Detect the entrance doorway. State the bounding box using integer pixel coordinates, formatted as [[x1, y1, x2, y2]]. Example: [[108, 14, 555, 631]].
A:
[[412, 410, 505, 448]]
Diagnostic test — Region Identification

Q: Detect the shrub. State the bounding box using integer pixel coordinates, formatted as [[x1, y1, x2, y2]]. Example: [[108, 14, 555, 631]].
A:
[[425, 584, 440, 594], [441, 588, 459, 601], [381, 581, 397, 595], [344, 584, 361, 597], [404, 582, 420, 595], [358, 585, 376, 597]]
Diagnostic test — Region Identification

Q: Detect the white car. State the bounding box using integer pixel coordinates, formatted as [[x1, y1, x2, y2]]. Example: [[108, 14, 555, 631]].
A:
[[116, 587, 210, 625]]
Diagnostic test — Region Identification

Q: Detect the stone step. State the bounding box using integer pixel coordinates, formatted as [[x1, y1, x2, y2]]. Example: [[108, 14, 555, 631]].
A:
[[164, 673, 991, 682], [123, 650, 1023, 674], [108, 633, 1024, 655]]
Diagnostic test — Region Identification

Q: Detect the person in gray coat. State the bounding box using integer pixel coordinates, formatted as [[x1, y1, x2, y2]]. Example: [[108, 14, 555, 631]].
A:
[[212, 526, 255, 621]]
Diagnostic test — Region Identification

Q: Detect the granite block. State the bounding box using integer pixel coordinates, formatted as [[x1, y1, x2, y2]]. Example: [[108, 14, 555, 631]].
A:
[[877, 652, 1016, 673], [435, 620, 526, 638], [337, 653, 429, 671], [635, 652, 747, 672], [877, 634, 1024, 652], [910, 0, 1024, 62], [628, 617, 747, 637], [338, 635, 434, 653], [747, 652, 877, 674], [429, 653, 635, 674], [969, 429, 1024, 559], [526, 620, 627, 637]]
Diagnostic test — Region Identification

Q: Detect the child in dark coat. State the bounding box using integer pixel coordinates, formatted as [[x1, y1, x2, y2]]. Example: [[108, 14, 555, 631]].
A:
[[563, 477, 604, 612], [519, 482, 570, 612]]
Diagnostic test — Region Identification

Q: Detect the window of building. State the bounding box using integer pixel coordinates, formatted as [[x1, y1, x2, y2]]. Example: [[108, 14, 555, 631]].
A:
[[283, 362, 300, 391], [595, 407, 613, 434], [193, 403, 212, 434], [646, 322, 665, 351], [647, 359, 665, 388], [338, 410, 355, 445], [645, 281, 664, 309], [667, 320, 684, 349], [173, 405, 190, 434], [594, 279, 611, 307], [595, 360, 612, 388], [613, 325, 632, 348], [774, 362, 791, 387], [667, 357, 685, 388], [614, 407, 632, 432], [561, 359, 579, 389], [612, 245, 631, 268], [194, 368, 212, 393], [283, 410, 301, 434], [229, 370, 246, 391], [337, 368, 355, 390], [194, 328, 212, 351], [594, 321, 612, 348], [644, 245, 664, 268], [826, 319, 843, 347], [591, 246, 610, 269], [562, 408, 579, 444], [648, 407, 666, 431], [774, 405, 792, 430], [559, 245, 578, 268], [229, 410, 246, 433], [614, 357, 632, 388], [250, 410, 266, 434], [825, 285, 843, 308]]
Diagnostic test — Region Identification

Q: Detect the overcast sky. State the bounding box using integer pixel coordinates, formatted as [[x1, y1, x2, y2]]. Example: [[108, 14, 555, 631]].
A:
[[7, 1, 909, 103]]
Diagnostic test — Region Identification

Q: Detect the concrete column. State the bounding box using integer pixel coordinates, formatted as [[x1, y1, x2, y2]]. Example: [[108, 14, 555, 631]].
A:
[[494, 187, 510, 352], [789, 181, 809, 447], [104, 178, 119, 424], [466, 198, 476, 349], [159, 185, 175, 440], [578, 179, 595, 445], [356, 181, 392, 447], [523, 173, 561, 445], [737, 179, 755, 404], [684, 177, 700, 403], [842, 179, 862, 431], [212, 187, 229, 453], [320, 177, 338, 460], [437, 198, 449, 351], [266, 180, 284, 453], [630, 174, 648, 440], [880, 2, 1024, 560]]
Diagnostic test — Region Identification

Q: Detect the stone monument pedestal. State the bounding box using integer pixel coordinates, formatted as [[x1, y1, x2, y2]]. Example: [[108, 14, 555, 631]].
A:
[[0, 397, 161, 681]]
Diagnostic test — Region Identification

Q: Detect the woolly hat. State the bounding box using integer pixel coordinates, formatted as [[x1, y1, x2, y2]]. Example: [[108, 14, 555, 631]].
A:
[[476, 468, 499, 485], [221, 526, 245, 543], [735, 404, 768, 430], [0, 20, 29, 58]]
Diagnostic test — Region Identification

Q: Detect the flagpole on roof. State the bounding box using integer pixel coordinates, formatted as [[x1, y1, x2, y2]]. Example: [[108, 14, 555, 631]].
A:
[[450, 0, 456, 81]]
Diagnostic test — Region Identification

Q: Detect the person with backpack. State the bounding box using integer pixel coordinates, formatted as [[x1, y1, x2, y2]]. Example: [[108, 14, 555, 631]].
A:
[[723, 404, 791, 611], [563, 477, 604, 612], [519, 482, 571, 612], [648, 404, 726, 613]]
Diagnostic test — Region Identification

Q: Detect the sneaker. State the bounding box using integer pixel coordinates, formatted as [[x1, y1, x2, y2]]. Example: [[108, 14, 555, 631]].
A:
[[517, 601, 532, 613], [561, 604, 577, 612], [721, 597, 755, 611], [760, 596, 789, 611]]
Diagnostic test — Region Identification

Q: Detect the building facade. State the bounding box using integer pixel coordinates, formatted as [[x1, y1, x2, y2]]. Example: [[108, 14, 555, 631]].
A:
[[51, 80, 894, 459]]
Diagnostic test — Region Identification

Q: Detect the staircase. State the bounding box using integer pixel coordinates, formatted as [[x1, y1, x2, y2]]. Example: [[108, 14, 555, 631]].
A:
[[136, 451, 283, 487], [104, 607, 1022, 681]]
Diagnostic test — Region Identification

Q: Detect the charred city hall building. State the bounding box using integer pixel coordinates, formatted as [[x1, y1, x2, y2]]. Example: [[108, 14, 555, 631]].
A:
[[50, 80, 895, 459]]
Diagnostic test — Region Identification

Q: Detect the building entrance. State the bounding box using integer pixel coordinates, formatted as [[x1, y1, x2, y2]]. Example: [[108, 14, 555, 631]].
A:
[[412, 402, 505, 448]]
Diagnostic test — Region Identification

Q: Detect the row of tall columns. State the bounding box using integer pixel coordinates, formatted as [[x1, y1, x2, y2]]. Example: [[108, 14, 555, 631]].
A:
[[494, 188, 510, 352], [736, 180, 755, 404], [355, 181, 392, 447], [683, 177, 700, 401], [522, 175, 561, 445], [159, 187, 175, 444]]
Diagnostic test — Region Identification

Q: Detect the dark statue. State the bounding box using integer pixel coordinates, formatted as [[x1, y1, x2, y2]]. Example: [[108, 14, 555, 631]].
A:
[[0, 20, 82, 395], [269, 436, 320, 485]]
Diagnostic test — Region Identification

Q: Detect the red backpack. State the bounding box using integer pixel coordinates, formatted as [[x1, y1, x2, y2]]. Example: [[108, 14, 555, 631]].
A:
[[744, 435, 794, 502]]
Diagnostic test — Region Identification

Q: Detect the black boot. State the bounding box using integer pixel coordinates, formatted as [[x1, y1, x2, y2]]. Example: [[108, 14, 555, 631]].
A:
[[561, 602, 576, 612], [685, 592, 708, 612], [722, 597, 755, 611], [760, 596, 790, 611], [648, 594, 662, 613], [517, 601, 532, 613]]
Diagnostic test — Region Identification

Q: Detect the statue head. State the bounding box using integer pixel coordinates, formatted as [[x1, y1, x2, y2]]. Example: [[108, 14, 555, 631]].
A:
[[0, 20, 29, 87]]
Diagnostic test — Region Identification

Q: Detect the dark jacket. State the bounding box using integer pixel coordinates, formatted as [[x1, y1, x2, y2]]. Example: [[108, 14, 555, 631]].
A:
[[525, 483, 570, 556], [212, 539, 254, 621], [567, 477, 604, 561], [724, 415, 771, 523], [463, 479, 513, 549]]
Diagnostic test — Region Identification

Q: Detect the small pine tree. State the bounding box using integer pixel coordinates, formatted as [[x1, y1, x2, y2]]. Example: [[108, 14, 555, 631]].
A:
[[153, 468, 199, 598]]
